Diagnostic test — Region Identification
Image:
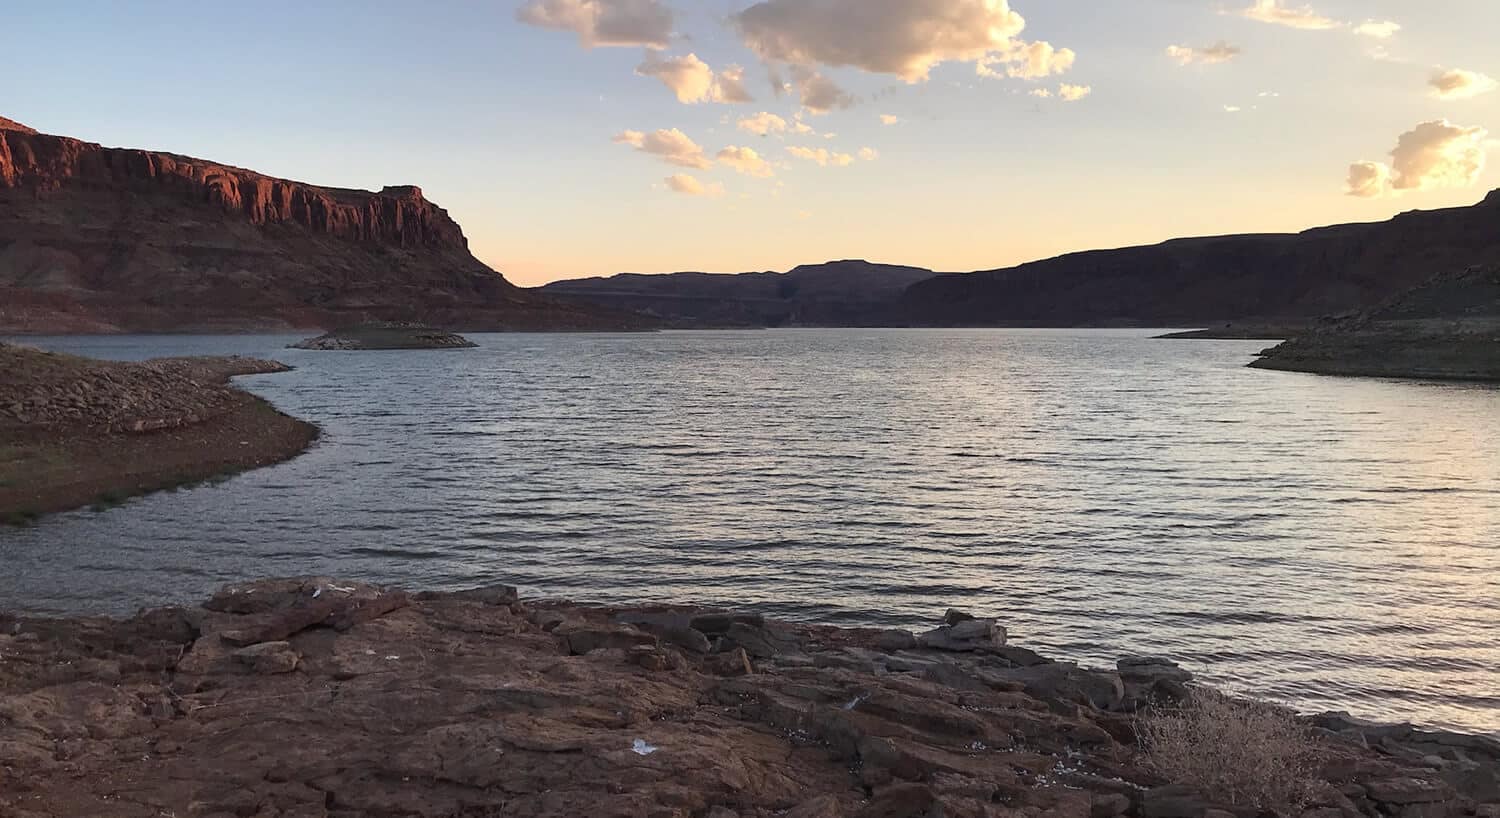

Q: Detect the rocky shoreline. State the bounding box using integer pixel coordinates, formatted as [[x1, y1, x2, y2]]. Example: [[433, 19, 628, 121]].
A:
[[1, 577, 1494, 817], [0, 344, 318, 521], [290, 322, 479, 351]]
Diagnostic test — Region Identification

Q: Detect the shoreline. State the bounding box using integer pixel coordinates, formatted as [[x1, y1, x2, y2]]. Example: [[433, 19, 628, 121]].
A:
[[0, 345, 319, 523], [1, 577, 1494, 816]]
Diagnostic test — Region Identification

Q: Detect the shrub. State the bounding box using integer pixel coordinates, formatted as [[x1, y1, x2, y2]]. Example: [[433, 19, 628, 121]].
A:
[[1137, 690, 1323, 812]]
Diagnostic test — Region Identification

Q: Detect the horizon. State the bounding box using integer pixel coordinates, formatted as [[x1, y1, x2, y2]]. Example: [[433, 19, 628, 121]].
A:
[[5, 0, 1499, 285]]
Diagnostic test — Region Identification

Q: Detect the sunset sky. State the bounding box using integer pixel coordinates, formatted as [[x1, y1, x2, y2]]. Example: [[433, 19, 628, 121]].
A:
[[5, 0, 1500, 285]]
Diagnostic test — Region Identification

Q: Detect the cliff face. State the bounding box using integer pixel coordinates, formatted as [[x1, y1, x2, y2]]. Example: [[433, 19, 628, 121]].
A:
[[899, 192, 1500, 327], [541, 260, 937, 327], [0, 118, 644, 333]]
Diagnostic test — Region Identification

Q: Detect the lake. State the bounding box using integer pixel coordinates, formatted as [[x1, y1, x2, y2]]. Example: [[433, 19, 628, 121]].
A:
[[3, 329, 1497, 736]]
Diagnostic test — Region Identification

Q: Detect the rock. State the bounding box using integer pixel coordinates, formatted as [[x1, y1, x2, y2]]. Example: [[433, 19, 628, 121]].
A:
[[1141, 784, 1212, 818], [994, 664, 1125, 711], [1365, 778, 1449, 805], [708, 647, 755, 677], [873, 629, 918, 653], [942, 610, 975, 626], [1091, 793, 1131, 818], [418, 584, 518, 606], [291, 322, 479, 351], [560, 625, 657, 655], [1118, 656, 1194, 683], [785, 794, 844, 818], [233, 641, 300, 675], [722, 622, 793, 659], [690, 612, 766, 636], [916, 619, 1006, 652], [853, 783, 938, 818]]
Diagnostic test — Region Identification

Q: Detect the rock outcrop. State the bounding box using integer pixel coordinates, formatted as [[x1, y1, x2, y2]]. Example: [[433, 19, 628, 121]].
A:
[[0, 345, 317, 519], [290, 322, 479, 350], [541, 260, 937, 328], [0, 117, 648, 333], [1251, 266, 1500, 380], [900, 191, 1500, 327], [1, 579, 1495, 817]]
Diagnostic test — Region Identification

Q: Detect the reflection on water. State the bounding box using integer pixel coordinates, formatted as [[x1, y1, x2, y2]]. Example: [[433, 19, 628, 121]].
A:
[[2, 329, 1497, 736]]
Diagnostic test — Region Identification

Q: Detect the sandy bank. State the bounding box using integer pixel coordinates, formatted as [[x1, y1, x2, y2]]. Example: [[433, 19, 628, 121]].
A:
[[0, 344, 318, 522], [1, 577, 1495, 817]]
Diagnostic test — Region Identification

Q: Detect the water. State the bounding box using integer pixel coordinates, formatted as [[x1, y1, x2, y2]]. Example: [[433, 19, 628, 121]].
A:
[[2, 330, 1497, 736]]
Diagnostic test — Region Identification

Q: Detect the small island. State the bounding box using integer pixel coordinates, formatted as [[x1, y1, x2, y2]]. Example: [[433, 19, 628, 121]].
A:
[[290, 322, 479, 351]]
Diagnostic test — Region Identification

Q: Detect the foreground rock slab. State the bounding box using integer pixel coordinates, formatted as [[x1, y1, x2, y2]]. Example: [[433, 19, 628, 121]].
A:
[[0, 579, 1495, 818]]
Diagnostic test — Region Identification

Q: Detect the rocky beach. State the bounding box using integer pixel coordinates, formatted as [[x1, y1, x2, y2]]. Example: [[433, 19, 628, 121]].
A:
[[1, 577, 1497, 817], [0, 344, 317, 521]]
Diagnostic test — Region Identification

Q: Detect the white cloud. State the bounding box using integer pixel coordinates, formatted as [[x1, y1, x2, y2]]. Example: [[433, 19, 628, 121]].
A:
[[792, 119, 815, 134], [1058, 83, 1091, 102], [737, 112, 789, 136], [717, 145, 776, 177], [1030, 88, 1052, 99], [1345, 120, 1490, 198], [518, 0, 673, 49], [858, 147, 879, 161], [1166, 42, 1242, 66], [665, 174, 724, 196], [1239, 0, 1341, 30], [1223, 105, 1243, 113], [637, 53, 754, 104], [1354, 20, 1401, 39], [734, 0, 1034, 83], [880, 114, 900, 125], [977, 40, 1076, 80], [786, 145, 856, 166], [613, 128, 712, 169], [1430, 69, 1498, 101]]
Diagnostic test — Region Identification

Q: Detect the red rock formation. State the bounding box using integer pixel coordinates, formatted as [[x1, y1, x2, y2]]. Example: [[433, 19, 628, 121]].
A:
[[0, 117, 647, 333]]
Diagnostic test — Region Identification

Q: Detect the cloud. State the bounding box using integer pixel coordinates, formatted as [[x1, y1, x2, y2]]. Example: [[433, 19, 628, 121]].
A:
[[1344, 162, 1391, 198], [1430, 69, 1498, 101], [1345, 120, 1489, 198], [858, 147, 879, 161], [792, 68, 856, 113], [1354, 20, 1401, 39], [717, 146, 776, 177], [636, 53, 755, 104], [613, 128, 711, 169], [1239, 0, 1341, 30], [880, 114, 900, 125], [980, 40, 1076, 80], [665, 174, 724, 196], [518, 0, 673, 49], [734, 0, 1031, 83], [1166, 42, 1242, 66], [786, 146, 856, 166], [1223, 105, 1243, 113], [1058, 83, 1091, 102], [1030, 88, 1052, 98], [737, 112, 789, 136]]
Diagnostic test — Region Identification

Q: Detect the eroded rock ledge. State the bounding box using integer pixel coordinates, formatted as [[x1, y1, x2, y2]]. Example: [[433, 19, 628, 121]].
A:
[[0, 578, 1495, 818]]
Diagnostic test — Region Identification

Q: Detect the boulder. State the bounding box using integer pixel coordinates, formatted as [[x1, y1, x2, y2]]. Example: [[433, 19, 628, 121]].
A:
[[233, 641, 300, 675], [559, 625, 657, 656], [917, 619, 1006, 652]]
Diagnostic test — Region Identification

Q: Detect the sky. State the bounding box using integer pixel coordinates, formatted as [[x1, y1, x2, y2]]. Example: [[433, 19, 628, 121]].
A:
[[4, 0, 1500, 286]]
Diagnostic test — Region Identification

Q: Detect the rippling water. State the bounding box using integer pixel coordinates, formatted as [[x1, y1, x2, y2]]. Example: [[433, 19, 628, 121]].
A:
[[2, 330, 1497, 735]]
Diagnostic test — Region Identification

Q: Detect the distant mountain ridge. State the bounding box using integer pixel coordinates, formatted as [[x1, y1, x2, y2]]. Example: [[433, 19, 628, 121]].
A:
[[0, 117, 644, 333], [540, 260, 937, 327], [898, 191, 1500, 326]]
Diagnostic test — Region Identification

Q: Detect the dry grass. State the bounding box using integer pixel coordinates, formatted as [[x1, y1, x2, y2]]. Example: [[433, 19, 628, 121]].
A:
[[1138, 690, 1323, 812]]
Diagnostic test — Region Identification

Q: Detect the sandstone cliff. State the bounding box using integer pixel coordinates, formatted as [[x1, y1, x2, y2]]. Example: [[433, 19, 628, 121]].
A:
[[541, 260, 937, 327], [899, 192, 1500, 327], [0, 117, 645, 333]]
